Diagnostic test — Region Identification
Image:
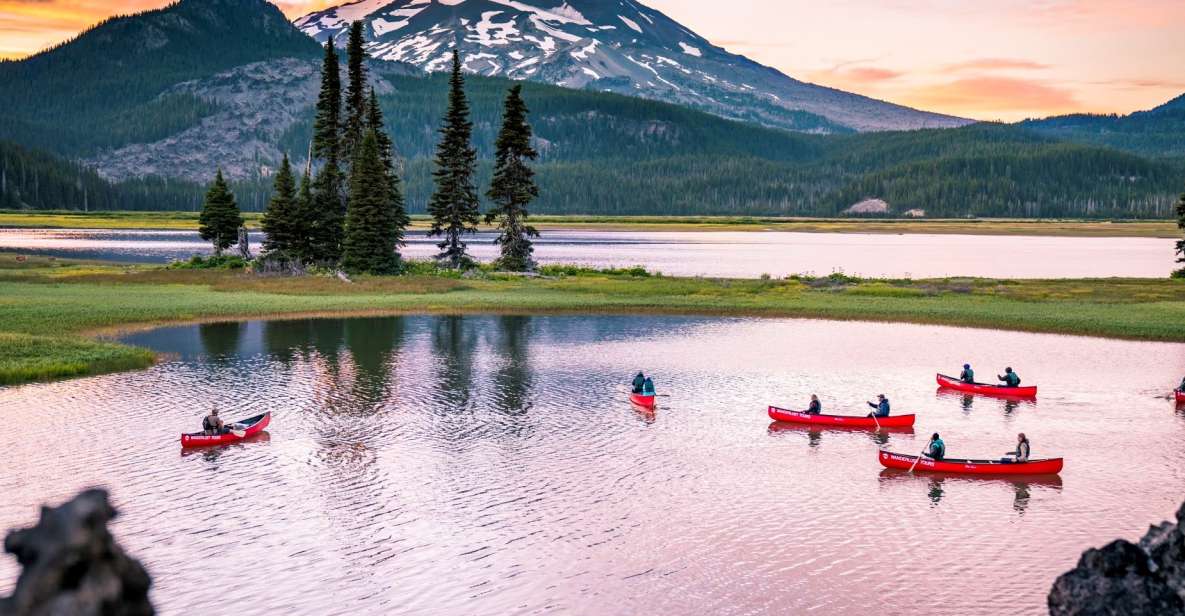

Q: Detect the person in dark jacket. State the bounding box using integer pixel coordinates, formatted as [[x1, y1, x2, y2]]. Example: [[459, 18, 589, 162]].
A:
[[925, 433, 946, 460], [866, 394, 890, 418], [1004, 433, 1031, 463], [998, 367, 1021, 387], [631, 372, 646, 394], [641, 377, 656, 396], [959, 364, 975, 383], [806, 395, 822, 415], [1178, 376, 1185, 392]]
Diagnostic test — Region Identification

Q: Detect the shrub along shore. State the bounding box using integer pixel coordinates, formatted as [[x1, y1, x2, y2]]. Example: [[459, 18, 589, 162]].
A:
[[2, 253, 1184, 386]]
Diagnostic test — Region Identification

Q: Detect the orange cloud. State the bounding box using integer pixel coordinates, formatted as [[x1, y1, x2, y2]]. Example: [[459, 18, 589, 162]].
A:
[[901, 76, 1081, 120], [942, 58, 1050, 72]]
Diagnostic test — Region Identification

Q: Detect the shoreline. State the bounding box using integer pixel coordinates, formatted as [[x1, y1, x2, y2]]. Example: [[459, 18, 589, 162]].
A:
[[0, 211, 1178, 238], [2, 254, 1183, 386]]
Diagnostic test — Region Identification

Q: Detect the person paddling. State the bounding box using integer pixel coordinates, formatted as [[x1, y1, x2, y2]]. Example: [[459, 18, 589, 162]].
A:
[[924, 432, 946, 460], [866, 394, 890, 418], [203, 406, 226, 436], [641, 376, 656, 396], [998, 367, 1021, 388], [959, 363, 975, 383], [632, 372, 646, 394], [1178, 376, 1185, 393], [1004, 433, 1031, 463], [806, 394, 822, 415]]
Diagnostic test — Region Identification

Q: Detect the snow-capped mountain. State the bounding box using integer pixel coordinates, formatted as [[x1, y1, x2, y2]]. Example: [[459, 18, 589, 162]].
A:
[[295, 0, 970, 133]]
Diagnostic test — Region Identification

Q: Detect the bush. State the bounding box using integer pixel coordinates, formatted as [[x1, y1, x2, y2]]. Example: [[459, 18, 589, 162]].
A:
[[1172, 268, 1185, 279], [168, 255, 247, 270], [537, 264, 652, 278]]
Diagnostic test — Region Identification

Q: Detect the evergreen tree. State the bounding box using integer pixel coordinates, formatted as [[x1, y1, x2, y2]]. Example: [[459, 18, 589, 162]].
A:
[[261, 153, 298, 255], [343, 21, 369, 159], [367, 88, 410, 246], [292, 168, 314, 260], [312, 40, 342, 164], [427, 51, 481, 268], [485, 85, 540, 271], [1175, 189, 1185, 277], [343, 130, 399, 274], [198, 169, 243, 256]]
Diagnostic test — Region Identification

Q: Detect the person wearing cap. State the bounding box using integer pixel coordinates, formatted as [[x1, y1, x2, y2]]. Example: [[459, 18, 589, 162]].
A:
[[806, 394, 822, 415], [1004, 433, 1031, 463], [202, 406, 226, 435], [959, 363, 975, 383], [631, 372, 646, 394], [998, 367, 1022, 388], [866, 394, 890, 418], [925, 433, 946, 460]]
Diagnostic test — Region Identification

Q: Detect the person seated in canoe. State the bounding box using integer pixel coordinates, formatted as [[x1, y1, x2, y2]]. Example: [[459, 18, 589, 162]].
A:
[[866, 394, 890, 418], [997, 367, 1021, 388], [806, 394, 822, 415], [641, 377, 656, 396], [632, 372, 646, 394], [959, 364, 975, 383], [1003, 432, 1030, 463], [924, 432, 946, 460], [202, 407, 227, 435], [1178, 375, 1185, 393]]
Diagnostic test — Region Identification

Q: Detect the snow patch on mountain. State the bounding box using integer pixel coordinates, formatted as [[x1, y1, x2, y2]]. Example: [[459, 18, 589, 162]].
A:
[[295, 0, 970, 133]]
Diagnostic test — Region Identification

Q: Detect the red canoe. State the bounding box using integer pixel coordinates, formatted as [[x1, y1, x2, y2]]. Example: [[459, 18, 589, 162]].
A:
[[768, 406, 915, 428], [936, 373, 1037, 398], [878, 450, 1063, 475], [1176, 390, 1185, 404], [630, 393, 657, 409], [181, 412, 271, 448]]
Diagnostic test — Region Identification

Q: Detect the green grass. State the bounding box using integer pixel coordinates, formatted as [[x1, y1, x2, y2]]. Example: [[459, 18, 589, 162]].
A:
[[0, 210, 1177, 237], [1, 257, 1184, 386]]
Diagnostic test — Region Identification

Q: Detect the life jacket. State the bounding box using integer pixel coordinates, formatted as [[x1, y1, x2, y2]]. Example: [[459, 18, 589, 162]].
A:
[[961, 369, 974, 382], [1018, 439, 1030, 461], [808, 400, 821, 414], [642, 379, 655, 395], [1006, 372, 1020, 386], [931, 439, 945, 458]]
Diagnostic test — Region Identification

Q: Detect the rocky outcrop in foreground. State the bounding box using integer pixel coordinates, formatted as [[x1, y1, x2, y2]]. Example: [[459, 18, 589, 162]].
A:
[[1049, 501, 1185, 615], [0, 489, 153, 616]]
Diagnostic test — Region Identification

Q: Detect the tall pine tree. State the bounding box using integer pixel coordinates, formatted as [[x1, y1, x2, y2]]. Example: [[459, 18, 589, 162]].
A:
[[343, 130, 399, 274], [1175, 188, 1185, 277], [261, 154, 298, 255], [485, 85, 540, 272], [427, 51, 481, 268], [293, 168, 314, 261], [308, 38, 346, 264], [343, 21, 369, 160], [367, 87, 410, 248], [198, 169, 243, 257]]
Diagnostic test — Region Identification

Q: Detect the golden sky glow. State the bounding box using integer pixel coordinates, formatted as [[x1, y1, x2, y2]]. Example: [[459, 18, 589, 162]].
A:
[[2, 0, 1182, 121]]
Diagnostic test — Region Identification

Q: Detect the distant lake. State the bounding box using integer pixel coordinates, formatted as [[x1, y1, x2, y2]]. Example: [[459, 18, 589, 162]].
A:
[[2, 315, 1184, 614], [0, 228, 1175, 278]]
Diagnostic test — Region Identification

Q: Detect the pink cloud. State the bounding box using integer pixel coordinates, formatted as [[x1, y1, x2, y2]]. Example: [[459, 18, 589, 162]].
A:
[[901, 76, 1081, 118], [942, 58, 1051, 72]]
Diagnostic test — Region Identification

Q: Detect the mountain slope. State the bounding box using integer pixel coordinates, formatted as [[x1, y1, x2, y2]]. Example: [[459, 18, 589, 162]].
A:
[[295, 0, 970, 133], [1019, 92, 1185, 158], [0, 0, 321, 156]]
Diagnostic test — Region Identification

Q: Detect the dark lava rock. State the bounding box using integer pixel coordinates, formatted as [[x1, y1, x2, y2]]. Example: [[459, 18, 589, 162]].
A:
[[1049, 502, 1185, 615], [0, 489, 153, 616]]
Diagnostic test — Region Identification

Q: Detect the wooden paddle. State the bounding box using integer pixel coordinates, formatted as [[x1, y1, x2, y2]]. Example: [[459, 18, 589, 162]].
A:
[[907, 448, 928, 474]]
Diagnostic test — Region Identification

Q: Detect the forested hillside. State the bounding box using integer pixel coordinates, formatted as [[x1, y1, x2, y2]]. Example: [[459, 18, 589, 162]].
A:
[[1021, 94, 1185, 158], [0, 0, 319, 156]]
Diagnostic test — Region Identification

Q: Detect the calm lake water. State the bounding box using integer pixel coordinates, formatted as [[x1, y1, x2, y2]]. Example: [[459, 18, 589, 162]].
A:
[[2, 315, 1184, 615], [0, 228, 1174, 278]]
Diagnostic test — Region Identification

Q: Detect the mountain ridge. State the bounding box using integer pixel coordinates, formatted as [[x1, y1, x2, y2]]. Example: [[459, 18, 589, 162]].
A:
[[294, 0, 971, 133]]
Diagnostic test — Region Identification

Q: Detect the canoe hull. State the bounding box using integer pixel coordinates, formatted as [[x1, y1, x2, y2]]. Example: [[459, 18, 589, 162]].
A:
[[936, 373, 1037, 398], [878, 450, 1063, 475], [768, 406, 915, 428], [630, 393, 657, 409], [1176, 390, 1185, 404], [180, 412, 270, 448]]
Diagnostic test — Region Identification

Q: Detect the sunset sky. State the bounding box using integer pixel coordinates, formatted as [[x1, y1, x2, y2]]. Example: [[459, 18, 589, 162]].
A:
[[1, 0, 1182, 121]]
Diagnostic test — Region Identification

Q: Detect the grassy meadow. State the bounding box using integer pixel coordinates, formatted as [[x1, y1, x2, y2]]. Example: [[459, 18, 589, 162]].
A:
[[2, 252, 1184, 386]]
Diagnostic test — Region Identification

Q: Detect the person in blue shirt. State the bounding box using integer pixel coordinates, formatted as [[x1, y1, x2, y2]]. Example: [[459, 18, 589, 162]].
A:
[[806, 395, 822, 415], [866, 394, 890, 418], [641, 377, 656, 396], [631, 372, 646, 394], [998, 367, 1021, 388], [959, 364, 975, 383], [925, 433, 946, 460]]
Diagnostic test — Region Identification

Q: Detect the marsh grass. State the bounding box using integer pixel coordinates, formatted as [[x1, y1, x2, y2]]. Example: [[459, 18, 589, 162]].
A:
[[1, 257, 1183, 386]]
